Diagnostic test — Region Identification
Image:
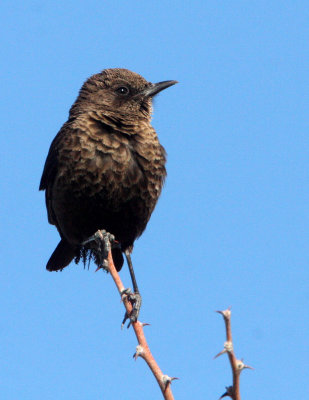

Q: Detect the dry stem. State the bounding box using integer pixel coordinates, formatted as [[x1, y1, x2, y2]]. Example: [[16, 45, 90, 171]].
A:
[[107, 250, 176, 400], [215, 307, 252, 400]]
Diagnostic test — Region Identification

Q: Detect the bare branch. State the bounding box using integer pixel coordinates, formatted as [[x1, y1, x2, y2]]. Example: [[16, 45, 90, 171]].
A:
[[107, 250, 177, 400], [215, 308, 253, 400]]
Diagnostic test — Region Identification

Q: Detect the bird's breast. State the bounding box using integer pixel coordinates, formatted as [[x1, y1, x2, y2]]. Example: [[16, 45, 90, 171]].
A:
[[56, 122, 165, 204]]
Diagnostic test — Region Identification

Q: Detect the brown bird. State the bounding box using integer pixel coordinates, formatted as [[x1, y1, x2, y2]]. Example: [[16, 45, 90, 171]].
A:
[[40, 68, 177, 320]]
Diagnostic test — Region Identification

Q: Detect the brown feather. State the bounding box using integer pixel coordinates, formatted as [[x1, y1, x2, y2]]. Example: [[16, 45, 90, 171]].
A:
[[40, 68, 176, 271]]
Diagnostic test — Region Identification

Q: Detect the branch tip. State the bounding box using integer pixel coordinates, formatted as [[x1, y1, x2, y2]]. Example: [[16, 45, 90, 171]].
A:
[[215, 307, 253, 399], [216, 307, 232, 320]]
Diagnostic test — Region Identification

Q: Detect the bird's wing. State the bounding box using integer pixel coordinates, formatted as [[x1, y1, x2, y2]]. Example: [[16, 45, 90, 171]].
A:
[[39, 125, 69, 225], [39, 125, 68, 191]]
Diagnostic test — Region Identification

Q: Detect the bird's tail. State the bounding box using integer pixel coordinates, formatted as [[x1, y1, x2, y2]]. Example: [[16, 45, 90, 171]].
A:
[[46, 238, 124, 272], [111, 247, 124, 271], [46, 239, 76, 271]]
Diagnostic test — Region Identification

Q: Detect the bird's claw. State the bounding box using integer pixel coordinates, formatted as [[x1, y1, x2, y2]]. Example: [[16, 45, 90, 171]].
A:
[[82, 229, 115, 247], [82, 229, 115, 271], [121, 288, 142, 328]]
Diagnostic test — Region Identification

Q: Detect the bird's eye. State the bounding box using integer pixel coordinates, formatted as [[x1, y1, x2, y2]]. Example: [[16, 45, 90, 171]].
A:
[[115, 86, 129, 95]]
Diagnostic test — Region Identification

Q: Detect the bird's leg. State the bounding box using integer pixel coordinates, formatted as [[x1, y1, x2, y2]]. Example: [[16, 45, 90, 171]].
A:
[[121, 249, 142, 328], [82, 230, 115, 271], [83, 232, 141, 327], [125, 250, 139, 294]]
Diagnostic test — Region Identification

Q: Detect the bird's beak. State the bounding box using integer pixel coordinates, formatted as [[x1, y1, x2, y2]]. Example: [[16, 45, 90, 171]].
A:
[[143, 80, 178, 97]]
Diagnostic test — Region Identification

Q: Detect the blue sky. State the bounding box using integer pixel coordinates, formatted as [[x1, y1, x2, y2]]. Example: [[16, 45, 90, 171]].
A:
[[1, 1, 308, 399]]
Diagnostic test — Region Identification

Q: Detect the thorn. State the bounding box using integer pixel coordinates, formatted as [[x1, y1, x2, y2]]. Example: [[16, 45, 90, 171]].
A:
[[235, 359, 245, 372], [161, 374, 179, 389], [219, 386, 233, 399], [141, 322, 150, 327], [214, 349, 227, 359], [235, 359, 254, 374], [214, 341, 233, 359], [133, 345, 144, 360]]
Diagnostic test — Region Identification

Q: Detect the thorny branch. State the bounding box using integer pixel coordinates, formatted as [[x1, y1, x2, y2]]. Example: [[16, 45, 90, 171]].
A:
[[214, 307, 253, 400], [106, 250, 177, 400]]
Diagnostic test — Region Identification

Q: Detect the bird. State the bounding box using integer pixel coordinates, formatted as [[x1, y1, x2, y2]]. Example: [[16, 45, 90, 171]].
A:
[[39, 68, 177, 319]]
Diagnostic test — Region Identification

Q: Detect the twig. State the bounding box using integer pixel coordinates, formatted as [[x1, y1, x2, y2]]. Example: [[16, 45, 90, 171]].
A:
[[107, 250, 177, 399], [214, 307, 253, 400]]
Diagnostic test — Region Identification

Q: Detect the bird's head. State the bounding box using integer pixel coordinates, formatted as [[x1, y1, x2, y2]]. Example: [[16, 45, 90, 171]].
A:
[[70, 68, 177, 123]]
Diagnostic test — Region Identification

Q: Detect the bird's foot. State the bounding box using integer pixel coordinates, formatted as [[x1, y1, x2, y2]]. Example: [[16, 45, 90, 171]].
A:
[[121, 288, 142, 328], [82, 230, 115, 271]]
